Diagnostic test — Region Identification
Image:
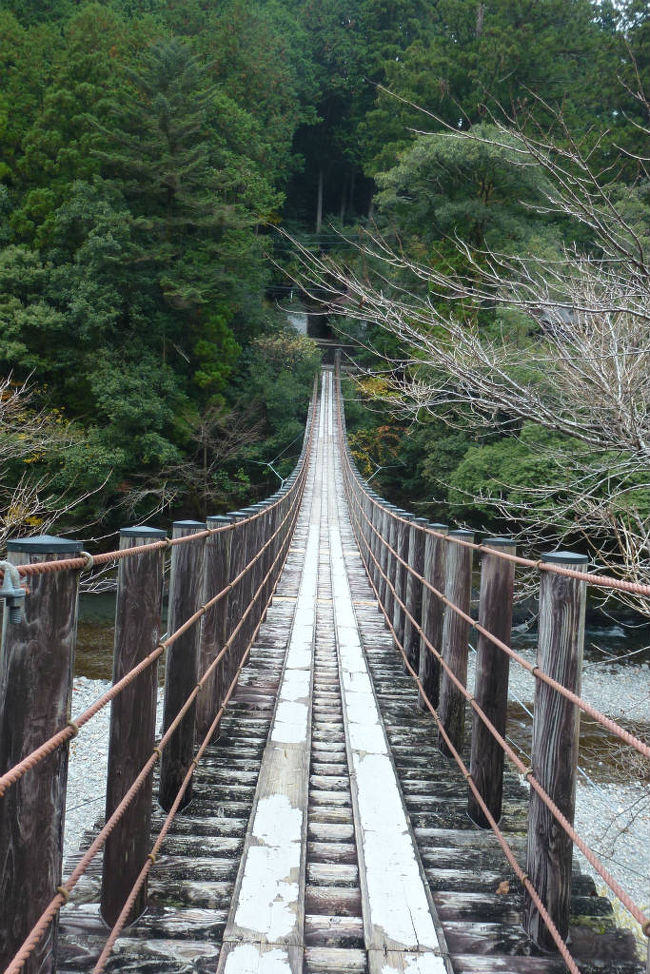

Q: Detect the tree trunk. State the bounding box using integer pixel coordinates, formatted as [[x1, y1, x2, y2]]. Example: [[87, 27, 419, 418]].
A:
[[316, 167, 324, 233]]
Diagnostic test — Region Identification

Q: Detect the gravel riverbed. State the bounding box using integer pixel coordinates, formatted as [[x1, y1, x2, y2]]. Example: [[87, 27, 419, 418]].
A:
[[65, 650, 650, 933]]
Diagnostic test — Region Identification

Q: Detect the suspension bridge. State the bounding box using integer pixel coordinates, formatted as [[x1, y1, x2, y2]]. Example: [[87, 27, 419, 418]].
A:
[[0, 365, 648, 974]]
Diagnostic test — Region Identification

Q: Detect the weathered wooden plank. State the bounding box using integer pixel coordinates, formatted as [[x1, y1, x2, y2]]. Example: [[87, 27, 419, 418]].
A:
[[216, 403, 321, 969], [329, 476, 450, 972], [305, 946, 368, 972]]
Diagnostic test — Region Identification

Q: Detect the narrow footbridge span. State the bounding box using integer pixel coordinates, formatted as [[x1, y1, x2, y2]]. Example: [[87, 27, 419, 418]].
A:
[[0, 367, 648, 974]]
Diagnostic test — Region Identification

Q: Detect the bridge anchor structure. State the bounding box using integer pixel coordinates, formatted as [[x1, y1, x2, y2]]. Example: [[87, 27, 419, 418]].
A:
[[0, 367, 648, 974]]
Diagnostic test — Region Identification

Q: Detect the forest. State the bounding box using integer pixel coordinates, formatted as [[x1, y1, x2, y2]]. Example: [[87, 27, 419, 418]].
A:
[[0, 0, 649, 588]]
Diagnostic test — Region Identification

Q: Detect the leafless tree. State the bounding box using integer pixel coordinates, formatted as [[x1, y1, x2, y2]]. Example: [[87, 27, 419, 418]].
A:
[[148, 403, 266, 522], [0, 375, 106, 554], [290, 87, 650, 613]]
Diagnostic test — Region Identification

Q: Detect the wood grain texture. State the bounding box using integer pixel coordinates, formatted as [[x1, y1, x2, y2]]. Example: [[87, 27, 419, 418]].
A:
[[418, 526, 448, 712], [438, 530, 474, 758], [402, 519, 427, 673], [0, 538, 81, 974], [384, 511, 398, 624], [197, 516, 232, 739], [159, 522, 206, 813], [377, 508, 390, 611], [226, 515, 249, 691], [101, 526, 165, 926], [468, 539, 516, 828], [524, 553, 587, 950]]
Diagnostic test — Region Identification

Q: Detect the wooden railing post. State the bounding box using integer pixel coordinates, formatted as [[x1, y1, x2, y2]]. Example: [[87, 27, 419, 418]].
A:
[[403, 518, 429, 672], [0, 535, 82, 974], [377, 505, 392, 611], [468, 537, 516, 828], [159, 520, 206, 812], [231, 511, 253, 669], [438, 529, 475, 758], [418, 524, 448, 711], [524, 551, 588, 950], [367, 492, 381, 592], [384, 506, 399, 623], [197, 515, 233, 742], [101, 525, 166, 926], [392, 511, 414, 651]]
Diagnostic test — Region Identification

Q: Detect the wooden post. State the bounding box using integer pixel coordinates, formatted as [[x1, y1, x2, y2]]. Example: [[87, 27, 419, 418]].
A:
[[242, 507, 260, 653], [377, 505, 391, 611], [196, 515, 233, 742], [384, 507, 399, 624], [468, 537, 516, 828], [101, 526, 166, 926], [159, 521, 206, 812], [392, 512, 414, 651], [524, 551, 588, 950], [0, 534, 82, 974], [438, 529, 475, 757], [418, 524, 448, 711], [225, 512, 249, 687], [367, 493, 381, 590], [403, 518, 428, 673]]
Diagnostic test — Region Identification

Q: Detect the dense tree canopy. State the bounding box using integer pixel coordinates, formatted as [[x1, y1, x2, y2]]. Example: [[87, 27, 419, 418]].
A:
[[0, 0, 648, 550]]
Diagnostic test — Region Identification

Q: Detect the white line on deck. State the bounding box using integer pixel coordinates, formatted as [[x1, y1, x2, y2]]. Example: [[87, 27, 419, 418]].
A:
[[326, 368, 446, 971]]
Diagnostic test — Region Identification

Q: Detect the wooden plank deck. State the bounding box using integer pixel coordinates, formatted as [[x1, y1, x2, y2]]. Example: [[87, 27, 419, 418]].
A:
[[56, 371, 644, 974]]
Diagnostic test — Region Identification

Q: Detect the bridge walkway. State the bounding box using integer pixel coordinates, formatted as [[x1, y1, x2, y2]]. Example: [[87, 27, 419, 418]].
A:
[[56, 371, 642, 974]]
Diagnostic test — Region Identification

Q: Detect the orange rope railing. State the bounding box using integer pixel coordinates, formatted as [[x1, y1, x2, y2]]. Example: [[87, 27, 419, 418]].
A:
[[0, 376, 320, 974], [334, 359, 650, 965]]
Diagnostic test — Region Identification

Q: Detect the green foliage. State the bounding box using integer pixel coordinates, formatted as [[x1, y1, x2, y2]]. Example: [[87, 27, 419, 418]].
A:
[[375, 124, 562, 254], [237, 332, 321, 449], [0, 0, 647, 540]]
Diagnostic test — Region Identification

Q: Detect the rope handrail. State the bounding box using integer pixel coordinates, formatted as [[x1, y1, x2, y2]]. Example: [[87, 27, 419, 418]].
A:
[[350, 515, 584, 973], [345, 483, 650, 939], [3, 472, 305, 974], [0, 381, 319, 799], [0, 471, 305, 798], [334, 361, 650, 954], [348, 449, 650, 599], [347, 483, 650, 761], [0, 376, 319, 586]]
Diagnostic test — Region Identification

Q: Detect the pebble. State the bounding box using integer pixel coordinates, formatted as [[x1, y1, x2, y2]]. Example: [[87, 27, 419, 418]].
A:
[[468, 637, 650, 926], [64, 678, 164, 862]]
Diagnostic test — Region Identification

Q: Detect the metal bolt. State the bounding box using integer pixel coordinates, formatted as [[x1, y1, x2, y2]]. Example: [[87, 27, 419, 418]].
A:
[[0, 561, 26, 625]]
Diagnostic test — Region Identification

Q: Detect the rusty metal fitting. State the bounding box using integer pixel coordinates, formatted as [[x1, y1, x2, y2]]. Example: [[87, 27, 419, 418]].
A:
[[79, 551, 95, 572]]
